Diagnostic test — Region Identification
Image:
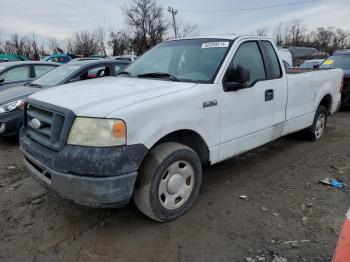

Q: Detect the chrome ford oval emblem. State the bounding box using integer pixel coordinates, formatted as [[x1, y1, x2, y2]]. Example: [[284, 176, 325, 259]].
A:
[[30, 118, 42, 129]]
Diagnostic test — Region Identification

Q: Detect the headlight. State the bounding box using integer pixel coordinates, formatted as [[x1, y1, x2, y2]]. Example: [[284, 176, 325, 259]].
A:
[[0, 99, 25, 114], [67, 117, 126, 147]]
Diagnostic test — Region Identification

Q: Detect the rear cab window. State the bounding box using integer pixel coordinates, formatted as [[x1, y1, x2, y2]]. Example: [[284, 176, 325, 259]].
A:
[[81, 66, 110, 80], [261, 41, 282, 79]]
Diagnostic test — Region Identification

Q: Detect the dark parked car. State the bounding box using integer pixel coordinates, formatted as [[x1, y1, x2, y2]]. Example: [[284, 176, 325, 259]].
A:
[[320, 50, 350, 107], [0, 59, 130, 137], [0, 61, 60, 90]]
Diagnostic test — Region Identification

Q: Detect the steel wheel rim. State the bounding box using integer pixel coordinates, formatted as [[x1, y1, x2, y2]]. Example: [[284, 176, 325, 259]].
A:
[[315, 113, 325, 139], [158, 160, 195, 210]]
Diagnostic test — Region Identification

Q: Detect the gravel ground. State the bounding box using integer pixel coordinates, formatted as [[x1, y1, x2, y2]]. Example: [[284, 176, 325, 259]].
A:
[[0, 112, 349, 262]]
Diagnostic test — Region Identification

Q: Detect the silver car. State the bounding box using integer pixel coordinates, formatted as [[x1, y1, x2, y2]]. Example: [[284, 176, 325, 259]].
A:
[[0, 61, 60, 90]]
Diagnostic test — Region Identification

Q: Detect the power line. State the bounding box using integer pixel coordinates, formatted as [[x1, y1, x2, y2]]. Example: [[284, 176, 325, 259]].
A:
[[179, 0, 321, 13]]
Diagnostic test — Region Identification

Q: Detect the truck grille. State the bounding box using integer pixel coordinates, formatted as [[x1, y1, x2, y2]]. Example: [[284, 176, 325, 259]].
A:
[[25, 102, 74, 150]]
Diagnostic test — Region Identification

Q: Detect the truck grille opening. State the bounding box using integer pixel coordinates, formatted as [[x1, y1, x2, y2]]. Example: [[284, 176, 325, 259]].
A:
[[26, 103, 68, 150], [25, 157, 52, 180]]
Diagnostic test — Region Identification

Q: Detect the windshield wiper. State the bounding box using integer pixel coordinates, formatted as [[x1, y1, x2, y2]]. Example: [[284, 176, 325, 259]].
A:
[[118, 71, 131, 76], [137, 72, 181, 82], [24, 83, 42, 88]]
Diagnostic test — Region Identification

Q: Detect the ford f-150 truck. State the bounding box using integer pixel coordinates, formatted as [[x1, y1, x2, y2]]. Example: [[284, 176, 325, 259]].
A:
[[19, 36, 343, 222]]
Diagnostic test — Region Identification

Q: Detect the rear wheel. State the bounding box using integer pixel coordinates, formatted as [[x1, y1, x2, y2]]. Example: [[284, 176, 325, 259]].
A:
[[133, 142, 202, 222], [306, 105, 328, 141]]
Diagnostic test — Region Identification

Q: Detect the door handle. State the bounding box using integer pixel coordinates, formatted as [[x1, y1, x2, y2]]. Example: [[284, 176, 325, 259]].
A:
[[265, 89, 274, 101]]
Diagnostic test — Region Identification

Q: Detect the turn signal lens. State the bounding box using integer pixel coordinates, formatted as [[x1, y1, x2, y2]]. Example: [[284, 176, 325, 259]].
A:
[[113, 121, 126, 139]]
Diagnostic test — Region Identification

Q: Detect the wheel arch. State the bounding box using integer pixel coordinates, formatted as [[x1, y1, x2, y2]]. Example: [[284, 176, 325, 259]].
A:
[[151, 129, 210, 165], [319, 94, 332, 113]]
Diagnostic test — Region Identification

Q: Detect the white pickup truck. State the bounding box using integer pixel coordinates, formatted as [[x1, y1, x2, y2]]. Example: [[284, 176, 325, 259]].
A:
[[20, 36, 343, 222]]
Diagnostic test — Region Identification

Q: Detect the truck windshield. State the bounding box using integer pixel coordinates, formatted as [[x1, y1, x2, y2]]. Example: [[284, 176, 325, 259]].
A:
[[31, 64, 81, 87], [124, 38, 233, 83], [320, 55, 350, 69]]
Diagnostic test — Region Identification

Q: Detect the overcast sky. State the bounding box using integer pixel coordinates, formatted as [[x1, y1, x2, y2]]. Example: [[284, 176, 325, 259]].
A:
[[0, 0, 349, 40]]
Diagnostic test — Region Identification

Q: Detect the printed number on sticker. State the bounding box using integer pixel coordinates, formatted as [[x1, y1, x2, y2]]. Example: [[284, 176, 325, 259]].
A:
[[202, 42, 229, 49]]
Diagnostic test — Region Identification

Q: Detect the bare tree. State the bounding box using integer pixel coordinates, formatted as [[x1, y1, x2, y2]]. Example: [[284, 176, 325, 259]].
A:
[[9, 34, 26, 55], [108, 29, 130, 56], [31, 32, 40, 59], [285, 20, 307, 46], [65, 31, 103, 57], [333, 28, 350, 52], [94, 27, 107, 57], [47, 37, 61, 54], [123, 0, 168, 55], [273, 23, 284, 46], [170, 17, 198, 39]]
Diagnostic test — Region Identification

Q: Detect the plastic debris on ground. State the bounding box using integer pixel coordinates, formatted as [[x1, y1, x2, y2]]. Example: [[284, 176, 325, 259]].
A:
[[319, 178, 346, 189]]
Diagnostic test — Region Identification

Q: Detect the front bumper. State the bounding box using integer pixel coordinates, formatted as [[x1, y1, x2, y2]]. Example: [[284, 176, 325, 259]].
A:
[[0, 109, 24, 136], [20, 128, 148, 207]]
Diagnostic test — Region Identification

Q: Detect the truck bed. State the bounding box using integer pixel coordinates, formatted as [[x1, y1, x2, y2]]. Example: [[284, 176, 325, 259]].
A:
[[286, 68, 319, 74]]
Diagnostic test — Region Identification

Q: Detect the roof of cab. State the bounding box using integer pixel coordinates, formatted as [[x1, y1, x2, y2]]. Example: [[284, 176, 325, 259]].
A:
[[334, 49, 350, 55], [165, 35, 273, 43], [0, 61, 60, 68], [67, 59, 130, 66]]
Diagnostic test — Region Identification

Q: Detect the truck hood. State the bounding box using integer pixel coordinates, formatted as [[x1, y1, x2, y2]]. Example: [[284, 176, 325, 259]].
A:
[[29, 77, 196, 117], [0, 85, 38, 105]]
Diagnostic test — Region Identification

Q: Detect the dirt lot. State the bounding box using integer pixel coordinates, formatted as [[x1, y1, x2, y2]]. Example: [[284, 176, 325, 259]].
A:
[[0, 112, 349, 262]]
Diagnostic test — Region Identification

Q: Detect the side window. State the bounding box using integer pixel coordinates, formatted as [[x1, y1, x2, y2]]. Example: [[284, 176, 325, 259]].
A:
[[81, 66, 108, 80], [229, 42, 266, 85], [115, 65, 126, 73], [34, 65, 56, 78], [0, 66, 30, 82], [262, 41, 282, 78]]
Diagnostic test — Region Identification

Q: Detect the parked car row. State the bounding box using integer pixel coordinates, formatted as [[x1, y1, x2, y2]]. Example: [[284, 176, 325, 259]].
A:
[[320, 49, 350, 107], [41, 54, 138, 64], [0, 59, 130, 137]]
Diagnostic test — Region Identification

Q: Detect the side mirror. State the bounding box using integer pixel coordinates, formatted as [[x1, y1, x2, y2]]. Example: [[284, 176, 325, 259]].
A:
[[223, 64, 251, 92], [0, 78, 4, 84], [313, 64, 320, 69]]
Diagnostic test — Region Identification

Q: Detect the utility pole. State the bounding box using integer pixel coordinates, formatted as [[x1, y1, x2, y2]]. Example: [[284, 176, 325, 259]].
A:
[[168, 6, 178, 38]]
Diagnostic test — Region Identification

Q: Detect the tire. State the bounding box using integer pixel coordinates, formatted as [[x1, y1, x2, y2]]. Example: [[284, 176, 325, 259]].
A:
[[306, 105, 328, 141], [133, 142, 202, 222]]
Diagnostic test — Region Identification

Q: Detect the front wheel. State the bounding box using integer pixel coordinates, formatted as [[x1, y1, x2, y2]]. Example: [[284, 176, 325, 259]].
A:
[[306, 105, 328, 141], [133, 142, 202, 222]]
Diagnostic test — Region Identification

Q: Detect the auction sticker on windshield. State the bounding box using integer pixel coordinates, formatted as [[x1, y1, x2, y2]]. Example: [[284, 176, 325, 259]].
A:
[[323, 59, 334, 65], [202, 42, 229, 49]]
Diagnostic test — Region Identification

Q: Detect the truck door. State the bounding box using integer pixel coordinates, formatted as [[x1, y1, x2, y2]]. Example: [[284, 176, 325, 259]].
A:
[[260, 41, 288, 130], [219, 40, 278, 161]]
